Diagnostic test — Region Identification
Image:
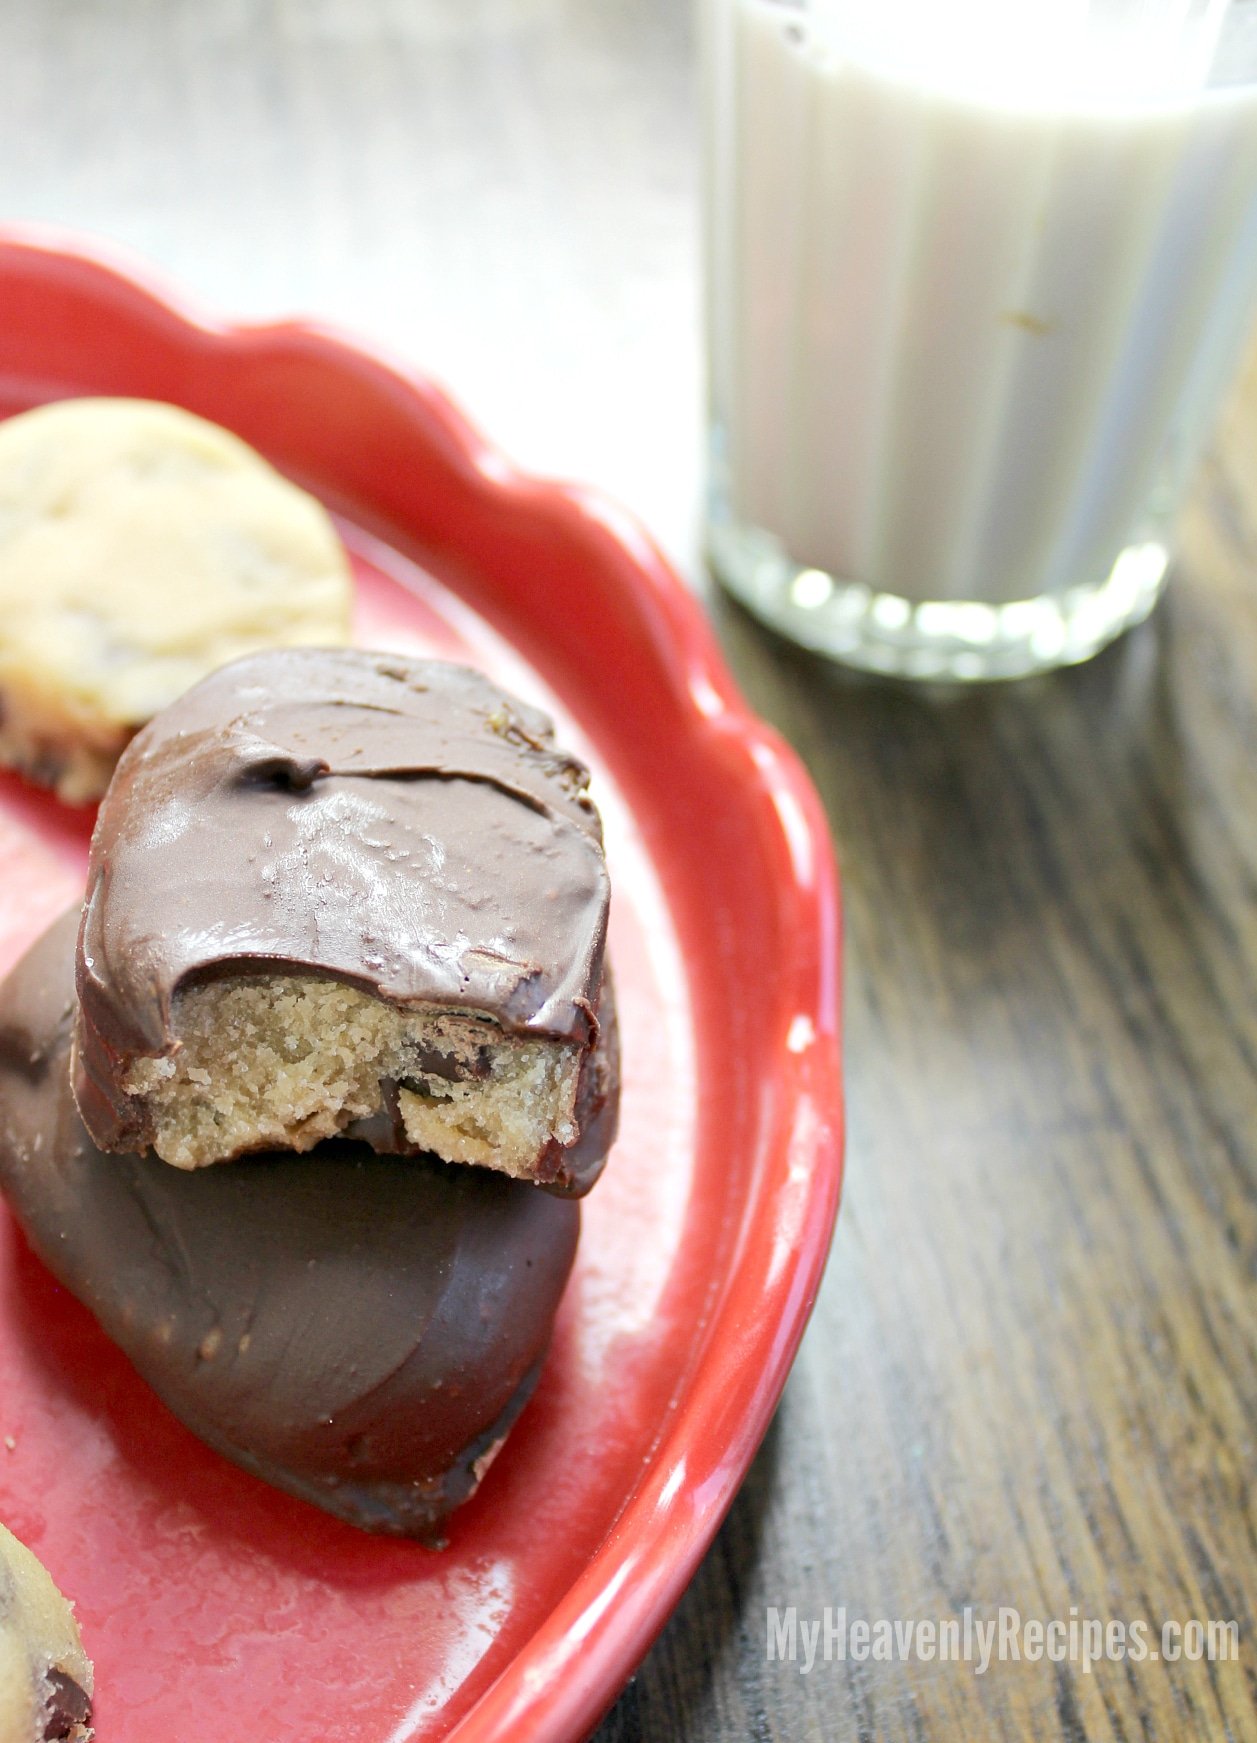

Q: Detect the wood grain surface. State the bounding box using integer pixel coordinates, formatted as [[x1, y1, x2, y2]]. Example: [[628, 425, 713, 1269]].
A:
[[2, 3, 1255, 1739]]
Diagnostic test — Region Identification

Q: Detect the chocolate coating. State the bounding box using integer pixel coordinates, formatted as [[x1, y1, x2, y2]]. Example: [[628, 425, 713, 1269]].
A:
[[73, 648, 617, 1193], [1, 911, 580, 1538]]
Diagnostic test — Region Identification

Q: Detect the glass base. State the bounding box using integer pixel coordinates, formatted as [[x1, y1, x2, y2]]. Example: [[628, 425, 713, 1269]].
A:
[[706, 515, 1170, 682]]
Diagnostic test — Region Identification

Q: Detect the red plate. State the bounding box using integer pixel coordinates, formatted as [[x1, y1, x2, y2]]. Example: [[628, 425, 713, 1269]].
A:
[[0, 229, 843, 1741]]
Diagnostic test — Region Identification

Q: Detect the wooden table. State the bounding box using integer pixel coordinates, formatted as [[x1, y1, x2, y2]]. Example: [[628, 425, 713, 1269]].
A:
[[4, 3, 1254, 1737]]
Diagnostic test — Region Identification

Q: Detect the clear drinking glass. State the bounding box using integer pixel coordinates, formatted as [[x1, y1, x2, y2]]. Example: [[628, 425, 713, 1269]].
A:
[[702, 0, 1257, 679]]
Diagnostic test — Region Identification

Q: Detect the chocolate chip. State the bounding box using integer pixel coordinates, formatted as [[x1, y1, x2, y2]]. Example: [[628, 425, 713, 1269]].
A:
[[409, 1044, 491, 1083], [41, 1667, 91, 1740]]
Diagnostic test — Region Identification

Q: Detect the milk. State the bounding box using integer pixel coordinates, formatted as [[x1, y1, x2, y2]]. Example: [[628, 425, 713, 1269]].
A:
[[706, 0, 1257, 616]]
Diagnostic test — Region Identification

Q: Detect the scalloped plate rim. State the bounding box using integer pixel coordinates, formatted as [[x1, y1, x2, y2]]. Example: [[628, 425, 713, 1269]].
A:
[[0, 225, 844, 1743]]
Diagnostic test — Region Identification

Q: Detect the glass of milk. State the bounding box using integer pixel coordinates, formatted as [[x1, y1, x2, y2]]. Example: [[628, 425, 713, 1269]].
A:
[[703, 0, 1257, 678]]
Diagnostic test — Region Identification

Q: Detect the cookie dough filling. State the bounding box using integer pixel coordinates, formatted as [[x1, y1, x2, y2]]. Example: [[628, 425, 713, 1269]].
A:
[[123, 974, 582, 1176], [74, 648, 618, 1195], [0, 1522, 93, 1743]]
